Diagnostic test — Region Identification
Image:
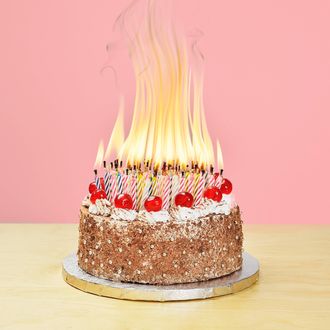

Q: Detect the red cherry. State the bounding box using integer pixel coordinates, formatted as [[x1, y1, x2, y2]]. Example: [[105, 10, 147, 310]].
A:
[[100, 177, 106, 191], [175, 192, 194, 208], [203, 186, 223, 202], [89, 182, 97, 194], [90, 189, 107, 204], [114, 194, 133, 210], [144, 196, 162, 212], [220, 178, 233, 195]]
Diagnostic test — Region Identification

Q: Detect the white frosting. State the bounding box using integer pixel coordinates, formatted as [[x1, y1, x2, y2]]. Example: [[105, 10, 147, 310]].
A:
[[138, 210, 170, 223], [170, 194, 236, 221], [170, 206, 202, 221], [88, 199, 111, 216], [85, 193, 236, 222], [110, 208, 137, 221]]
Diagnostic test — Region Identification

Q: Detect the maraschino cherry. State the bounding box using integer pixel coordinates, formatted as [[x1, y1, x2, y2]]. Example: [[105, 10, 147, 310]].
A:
[[175, 192, 194, 208], [204, 186, 222, 202], [144, 196, 162, 212], [88, 182, 97, 194], [114, 194, 133, 210], [220, 178, 233, 195], [90, 189, 107, 204]]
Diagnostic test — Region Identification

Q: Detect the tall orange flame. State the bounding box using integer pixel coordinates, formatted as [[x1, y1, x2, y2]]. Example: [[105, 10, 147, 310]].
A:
[[103, 0, 219, 169]]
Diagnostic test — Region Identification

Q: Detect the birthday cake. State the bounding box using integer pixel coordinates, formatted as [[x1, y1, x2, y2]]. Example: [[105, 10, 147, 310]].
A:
[[76, 1, 244, 285]]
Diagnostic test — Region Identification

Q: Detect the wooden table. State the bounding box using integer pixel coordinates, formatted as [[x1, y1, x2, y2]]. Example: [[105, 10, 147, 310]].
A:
[[0, 224, 329, 329]]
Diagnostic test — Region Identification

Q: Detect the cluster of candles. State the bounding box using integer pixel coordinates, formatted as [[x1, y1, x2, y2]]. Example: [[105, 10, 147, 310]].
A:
[[92, 160, 226, 211]]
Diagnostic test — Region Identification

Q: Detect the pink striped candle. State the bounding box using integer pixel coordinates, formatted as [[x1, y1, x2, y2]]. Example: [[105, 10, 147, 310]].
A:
[[122, 173, 128, 193], [162, 175, 171, 210], [208, 173, 216, 187], [215, 173, 222, 188], [195, 173, 206, 206], [187, 173, 195, 195], [110, 172, 118, 203], [130, 174, 137, 210]]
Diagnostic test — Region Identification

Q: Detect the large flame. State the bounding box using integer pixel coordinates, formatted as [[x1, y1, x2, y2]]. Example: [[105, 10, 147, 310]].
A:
[[104, 0, 217, 169]]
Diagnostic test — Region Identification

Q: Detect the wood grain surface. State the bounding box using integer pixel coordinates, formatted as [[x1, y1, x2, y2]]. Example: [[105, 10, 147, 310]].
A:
[[0, 224, 329, 329]]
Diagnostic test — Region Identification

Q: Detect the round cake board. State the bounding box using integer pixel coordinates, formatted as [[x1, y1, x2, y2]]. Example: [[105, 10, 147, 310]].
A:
[[62, 252, 259, 302]]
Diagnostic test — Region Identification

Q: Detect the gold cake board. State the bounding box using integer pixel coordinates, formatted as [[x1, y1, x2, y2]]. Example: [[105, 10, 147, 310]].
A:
[[62, 252, 259, 302]]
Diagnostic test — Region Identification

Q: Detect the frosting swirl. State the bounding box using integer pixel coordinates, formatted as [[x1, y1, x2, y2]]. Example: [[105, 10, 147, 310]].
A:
[[110, 208, 137, 221], [88, 199, 111, 216], [138, 210, 170, 223]]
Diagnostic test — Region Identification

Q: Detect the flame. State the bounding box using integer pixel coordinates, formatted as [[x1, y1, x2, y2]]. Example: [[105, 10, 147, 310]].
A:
[[216, 139, 224, 172], [105, 95, 125, 160], [94, 140, 105, 169], [103, 0, 218, 168]]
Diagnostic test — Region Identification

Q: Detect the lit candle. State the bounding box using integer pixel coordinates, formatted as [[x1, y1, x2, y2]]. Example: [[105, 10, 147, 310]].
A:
[[195, 171, 206, 206], [142, 173, 151, 206], [130, 173, 137, 210], [187, 172, 195, 195], [171, 174, 180, 205], [117, 172, 123, 194], [162, 175, 171, 210], [110, 171, 118, 203], [94, 169, 101, 189], [137, 173, 145, 210], [103, 161, 111, 199], [208, 165, 215, 187], [122, 169, 129, 193]]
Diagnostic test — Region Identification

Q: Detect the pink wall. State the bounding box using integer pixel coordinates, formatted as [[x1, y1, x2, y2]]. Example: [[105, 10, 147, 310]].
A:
[[0, 0, 329, 223]]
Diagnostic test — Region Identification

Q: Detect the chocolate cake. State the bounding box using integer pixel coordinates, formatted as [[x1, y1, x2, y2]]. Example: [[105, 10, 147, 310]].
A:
[[77, 198, 243, 285]]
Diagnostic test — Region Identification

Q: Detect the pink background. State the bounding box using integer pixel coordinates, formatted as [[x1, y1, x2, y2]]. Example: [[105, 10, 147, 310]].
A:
[[0, 0, 329, 223]]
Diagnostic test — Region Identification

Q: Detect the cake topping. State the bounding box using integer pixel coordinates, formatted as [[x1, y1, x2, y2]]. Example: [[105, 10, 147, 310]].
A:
[[114, 193, 133, 210], [88, 182, 97, 194], [203, 186, 223, 202], [88, 199, 111, 216], [90, 189, 107, 204], [110, 208, 137, 221], [138, 210, 170, 223], [170, 206, 201, 221], [174, 192, 194, 208], [220, 178, 233, 195], [144, 196, 162, 212]]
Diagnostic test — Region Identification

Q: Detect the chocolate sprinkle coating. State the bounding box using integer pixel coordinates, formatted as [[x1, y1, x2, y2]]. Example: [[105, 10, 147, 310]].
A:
[[77, 206, 243, 285]]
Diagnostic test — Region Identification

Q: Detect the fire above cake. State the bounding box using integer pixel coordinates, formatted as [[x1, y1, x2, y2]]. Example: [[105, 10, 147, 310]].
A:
[[78, 0, 243, 285]]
